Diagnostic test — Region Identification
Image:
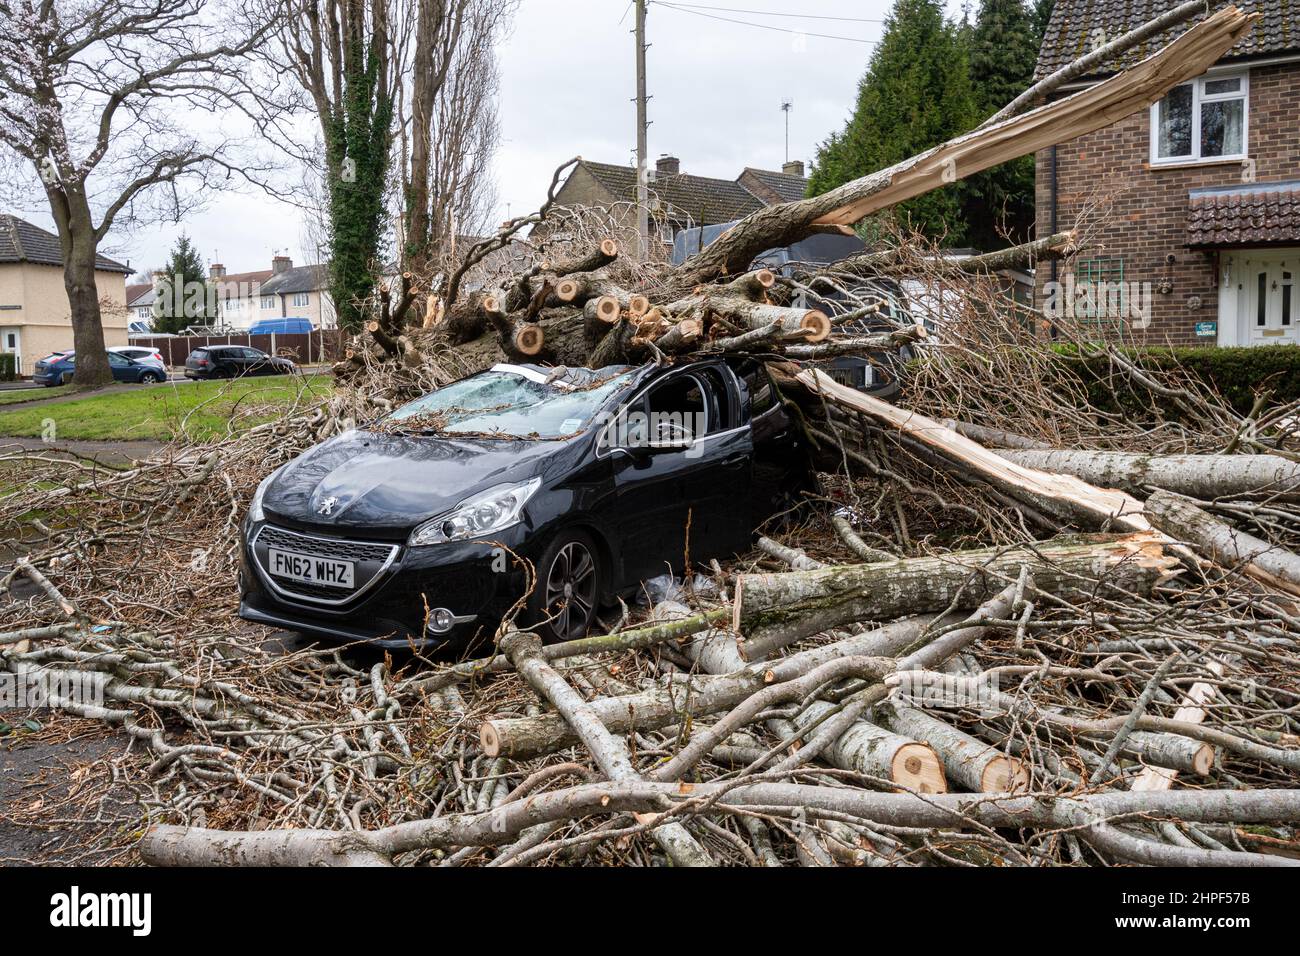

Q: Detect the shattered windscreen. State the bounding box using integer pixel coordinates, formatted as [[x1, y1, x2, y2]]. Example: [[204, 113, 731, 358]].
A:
[[384, 367, 636, 439]]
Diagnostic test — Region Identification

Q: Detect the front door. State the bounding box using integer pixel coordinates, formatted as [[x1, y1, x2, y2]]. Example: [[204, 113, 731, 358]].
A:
[[0, 327, 20, 375], [1237, 252, 1298, 346]]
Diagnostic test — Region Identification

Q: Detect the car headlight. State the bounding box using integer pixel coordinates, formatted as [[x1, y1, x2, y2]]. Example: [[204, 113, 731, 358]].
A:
[[246, 470, 278, 526], [409, 478, 541, 546]]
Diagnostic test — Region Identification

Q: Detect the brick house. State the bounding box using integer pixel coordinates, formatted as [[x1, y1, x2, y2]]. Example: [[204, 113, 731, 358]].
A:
[[1035, 0, 1300, 347], [208, 256, 336, 330], [545, 155, 808, 257]]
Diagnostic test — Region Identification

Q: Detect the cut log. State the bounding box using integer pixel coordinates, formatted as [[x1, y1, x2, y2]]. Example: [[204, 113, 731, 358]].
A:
[[1124, 731, 1216, 778], [790, 700, 947, 794], [732, 532, 1175, 660], [873, 702, 1029, 793], [997, 449, 1300, 498], [652, 600, 948, 793], [1130, 663, 1223, 792]]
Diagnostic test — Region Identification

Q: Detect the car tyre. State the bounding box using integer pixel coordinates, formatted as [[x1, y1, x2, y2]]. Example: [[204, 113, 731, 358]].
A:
[[528, 529, 602, 643], [58, 372, 70, 386], [141, 371, 163, 384]]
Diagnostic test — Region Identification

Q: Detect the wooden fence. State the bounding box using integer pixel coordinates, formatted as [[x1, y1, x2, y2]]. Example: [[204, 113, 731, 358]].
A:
[[130, 330, 346, 367]]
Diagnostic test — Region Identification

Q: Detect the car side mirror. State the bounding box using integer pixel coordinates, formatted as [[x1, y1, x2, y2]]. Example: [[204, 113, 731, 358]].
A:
[[645, 421, 696, 453]]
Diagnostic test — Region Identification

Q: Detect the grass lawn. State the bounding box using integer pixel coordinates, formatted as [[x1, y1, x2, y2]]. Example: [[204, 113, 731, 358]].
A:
[[0, 375, 332, 442], [0, 385, 74, 406]]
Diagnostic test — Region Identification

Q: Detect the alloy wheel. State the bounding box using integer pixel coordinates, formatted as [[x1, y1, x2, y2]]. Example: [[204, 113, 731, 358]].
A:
[[543, 540, 597, 640]]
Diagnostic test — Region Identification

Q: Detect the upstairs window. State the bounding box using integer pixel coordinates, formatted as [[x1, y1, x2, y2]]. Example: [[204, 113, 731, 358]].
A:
[[1151, 72, 1247, 164], [291, 292, 310, 307]]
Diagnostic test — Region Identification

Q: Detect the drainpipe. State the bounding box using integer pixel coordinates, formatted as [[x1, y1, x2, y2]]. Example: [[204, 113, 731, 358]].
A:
[[1049, 144, 1059, 338]]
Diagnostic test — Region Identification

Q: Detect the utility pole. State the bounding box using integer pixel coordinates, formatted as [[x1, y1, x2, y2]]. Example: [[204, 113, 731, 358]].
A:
[[634, 0, 649, 259], [781, 100, 793, 163]]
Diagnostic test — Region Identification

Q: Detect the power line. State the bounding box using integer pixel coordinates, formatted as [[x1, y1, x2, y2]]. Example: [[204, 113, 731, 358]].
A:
[[652, 1, 877, 42], [656, 2, 885, 23]]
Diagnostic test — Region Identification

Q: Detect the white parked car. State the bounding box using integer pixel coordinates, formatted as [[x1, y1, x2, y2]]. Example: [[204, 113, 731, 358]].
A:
[[110, 345, 166, 371]]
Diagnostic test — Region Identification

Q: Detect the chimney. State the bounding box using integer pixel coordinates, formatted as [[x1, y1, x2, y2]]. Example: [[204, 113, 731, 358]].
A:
[[656, 154, 680, 176], [272, 254, 292, 274], [782, 160, 805, 177], [209, 263, 226, 279]]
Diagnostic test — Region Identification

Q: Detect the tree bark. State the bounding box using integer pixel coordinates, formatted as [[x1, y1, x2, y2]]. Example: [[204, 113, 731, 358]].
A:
[[1145, 490, 1300, 594], [998, 450, 1300, 498], [872, 702, 1028, 793], [732, 532, 1175, 660], [139, 785, 1300, 867]]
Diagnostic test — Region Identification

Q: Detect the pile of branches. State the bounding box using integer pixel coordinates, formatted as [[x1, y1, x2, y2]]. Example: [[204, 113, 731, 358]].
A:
[[6, 2, 1300, 867]]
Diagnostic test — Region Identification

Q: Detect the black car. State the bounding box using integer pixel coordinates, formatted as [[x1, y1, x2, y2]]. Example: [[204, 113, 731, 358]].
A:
[[238, 359, 811, 651], [184, 346, 296, 379]]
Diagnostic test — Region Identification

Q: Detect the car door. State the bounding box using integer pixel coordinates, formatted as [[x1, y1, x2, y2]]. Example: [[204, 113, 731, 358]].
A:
[[244, 348, 272, 375], [604, 365, 752, 582], [731, 358, 805, 525], [107, 351, 134, 383]]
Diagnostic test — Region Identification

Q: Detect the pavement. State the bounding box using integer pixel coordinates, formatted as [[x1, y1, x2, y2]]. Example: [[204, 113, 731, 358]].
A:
[[0, 436, 164, 467]]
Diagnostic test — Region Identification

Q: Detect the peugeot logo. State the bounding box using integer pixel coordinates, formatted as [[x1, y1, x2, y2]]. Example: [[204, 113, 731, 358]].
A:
[[318, 496, 338, 516]]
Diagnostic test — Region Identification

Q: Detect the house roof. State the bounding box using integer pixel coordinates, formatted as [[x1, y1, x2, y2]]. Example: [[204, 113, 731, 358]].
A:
[[738, 167, 808, 204], [126, 283, 153, 306], [212, 269, 273, 296], [1037, 0, 1298, 79], [0, 214, 132, 273], [1186, 180, 1300, 246], [579, 161, 770, 225], [261, 264, 328, 296]]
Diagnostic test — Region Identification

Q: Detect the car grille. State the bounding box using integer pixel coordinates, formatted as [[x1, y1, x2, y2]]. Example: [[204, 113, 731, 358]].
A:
[[252, 525, 398, 605], [257, 525, 396, 563]]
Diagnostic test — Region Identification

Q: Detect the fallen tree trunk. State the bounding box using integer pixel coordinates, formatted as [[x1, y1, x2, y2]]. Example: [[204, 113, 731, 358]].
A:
[[997, 449, 1300, 498], [138, 784, 1300, 867], [798, 368, 1152, 534], [732, 532, 1175, 660], [671, 6, 1252, 282], [1145, 490, 1300, 595], [480, 539, 1168, 761]]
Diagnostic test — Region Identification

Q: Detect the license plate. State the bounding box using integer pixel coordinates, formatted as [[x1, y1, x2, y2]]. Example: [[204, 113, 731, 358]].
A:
[[267, 548, 355, 588]]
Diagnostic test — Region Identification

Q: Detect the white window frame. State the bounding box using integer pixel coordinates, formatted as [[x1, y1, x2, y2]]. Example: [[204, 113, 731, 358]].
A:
[[1150, 69, 1249, 165], [291, 292, 310, 307], [261, 295, 276, 309]]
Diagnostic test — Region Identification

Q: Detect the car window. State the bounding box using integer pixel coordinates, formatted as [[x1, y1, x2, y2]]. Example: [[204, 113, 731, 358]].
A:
[[108, 353, 129, 367], [737, 362, 775, 416], [187, 349, 208, 361], [245, 348, 267, 359], [385, 368, 635, 439]]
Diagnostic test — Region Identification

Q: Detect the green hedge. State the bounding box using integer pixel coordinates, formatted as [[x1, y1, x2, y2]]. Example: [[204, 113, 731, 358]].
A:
[[1052, 345, 1300, 415], [0, 353, 15, 382]]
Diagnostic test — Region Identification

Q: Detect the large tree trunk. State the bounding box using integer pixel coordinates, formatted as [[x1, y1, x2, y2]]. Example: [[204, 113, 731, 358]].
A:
[[671, 7, 1251, 283], [996, 450, 1300, 498], [50, 189, 112, 389]]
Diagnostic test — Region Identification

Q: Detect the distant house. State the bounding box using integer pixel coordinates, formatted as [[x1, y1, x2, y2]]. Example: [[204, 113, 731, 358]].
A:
[[209, 255, 336, 330], [126, 281, 156, 328], [0, 214, 131, 373], [544, 155, 808, 256], [1035, 0, 1300, 347]]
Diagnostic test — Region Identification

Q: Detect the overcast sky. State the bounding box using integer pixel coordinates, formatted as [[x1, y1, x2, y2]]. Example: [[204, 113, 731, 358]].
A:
[[76, 0, 964, 277]]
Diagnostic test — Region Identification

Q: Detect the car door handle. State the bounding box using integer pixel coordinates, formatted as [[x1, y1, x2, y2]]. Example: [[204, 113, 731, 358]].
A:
[[721, 454, 746, 468]]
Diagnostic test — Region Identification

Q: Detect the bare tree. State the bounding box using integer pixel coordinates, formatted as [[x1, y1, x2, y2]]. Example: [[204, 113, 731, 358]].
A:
[[400, 0, 512, 286], [0, 0, 276, 387]]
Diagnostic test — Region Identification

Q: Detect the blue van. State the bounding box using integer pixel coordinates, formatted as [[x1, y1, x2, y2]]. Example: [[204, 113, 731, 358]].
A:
[[248, 317, 314, 335]]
